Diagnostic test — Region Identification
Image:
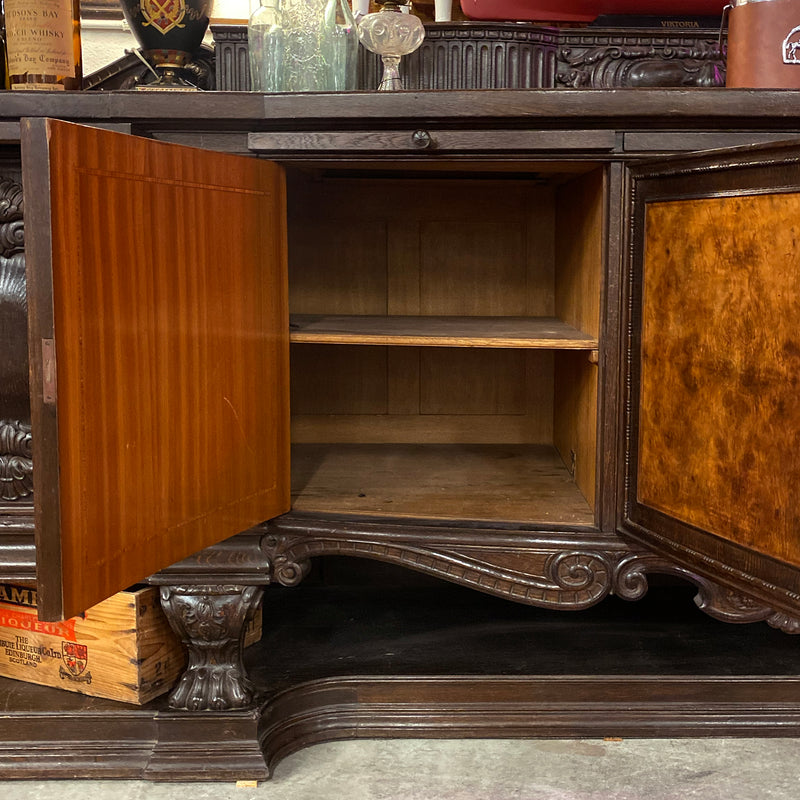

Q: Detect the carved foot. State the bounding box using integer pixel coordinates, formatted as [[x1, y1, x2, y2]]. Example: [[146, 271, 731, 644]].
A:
[[159, 584, 264, 711]]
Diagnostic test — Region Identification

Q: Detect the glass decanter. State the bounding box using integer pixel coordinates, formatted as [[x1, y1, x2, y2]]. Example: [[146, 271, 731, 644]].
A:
[[327, 0, 359, 91], [248, 0, 285, 93]]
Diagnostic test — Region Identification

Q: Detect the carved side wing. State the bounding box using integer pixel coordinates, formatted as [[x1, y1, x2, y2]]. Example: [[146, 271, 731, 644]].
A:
[[0, 176, 31, 502]]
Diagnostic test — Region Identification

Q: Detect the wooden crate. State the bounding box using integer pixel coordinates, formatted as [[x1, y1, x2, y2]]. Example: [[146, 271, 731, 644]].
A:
[[0, 585, 184, 704]]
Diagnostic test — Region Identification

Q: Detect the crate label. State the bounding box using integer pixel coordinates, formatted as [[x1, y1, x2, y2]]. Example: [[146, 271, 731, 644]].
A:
[[59, 641, 92, 683], [0, 606, 77, 640], [0, 631, 64, 669], [0, 585, 38, 608]]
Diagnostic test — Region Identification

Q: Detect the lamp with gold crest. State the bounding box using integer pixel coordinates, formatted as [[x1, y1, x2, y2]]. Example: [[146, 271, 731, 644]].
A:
[[118, 0, 212, 89]]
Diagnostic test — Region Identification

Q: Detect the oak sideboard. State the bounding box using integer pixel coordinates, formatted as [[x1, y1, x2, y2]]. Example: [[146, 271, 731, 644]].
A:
[[1, 89, 800, 779]]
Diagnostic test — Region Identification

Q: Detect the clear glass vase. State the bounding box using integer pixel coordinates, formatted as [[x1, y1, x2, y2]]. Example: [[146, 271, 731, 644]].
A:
[[248, 0, 285, 93]]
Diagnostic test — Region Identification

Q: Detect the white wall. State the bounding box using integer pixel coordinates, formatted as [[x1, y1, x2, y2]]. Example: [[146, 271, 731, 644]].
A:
[[81, 1, 254, 76]]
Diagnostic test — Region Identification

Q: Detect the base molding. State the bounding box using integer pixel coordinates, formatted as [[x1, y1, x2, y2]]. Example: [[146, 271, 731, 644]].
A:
[[261, 675, 800, 773], [1, 674, 799, 781]]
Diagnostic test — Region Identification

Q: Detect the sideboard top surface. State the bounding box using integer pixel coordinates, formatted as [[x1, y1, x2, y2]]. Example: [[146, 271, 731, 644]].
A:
[[0, 90, 799, 130]]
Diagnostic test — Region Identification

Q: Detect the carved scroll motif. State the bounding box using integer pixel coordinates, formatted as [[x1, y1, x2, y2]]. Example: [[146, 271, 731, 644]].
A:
[[0, 176, 31, 502], [557, 40, 725, 88], [0, 420, 32, 501], [614, 552, 800, 632], [262, 523, 800, 632], [159, 584, 264, 711], [262, 530, 618, 610]]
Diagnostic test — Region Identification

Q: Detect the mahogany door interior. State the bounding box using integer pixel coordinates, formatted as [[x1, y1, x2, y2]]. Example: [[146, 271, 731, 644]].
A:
[[23, 119, 290, 620]]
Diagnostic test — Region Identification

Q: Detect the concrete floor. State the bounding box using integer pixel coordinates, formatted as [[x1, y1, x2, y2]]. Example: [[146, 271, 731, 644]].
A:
[[2, 738, 798, 799]]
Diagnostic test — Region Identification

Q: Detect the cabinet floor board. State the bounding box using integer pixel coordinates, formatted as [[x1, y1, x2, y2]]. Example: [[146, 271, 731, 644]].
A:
[[290, 443, 594, 524]]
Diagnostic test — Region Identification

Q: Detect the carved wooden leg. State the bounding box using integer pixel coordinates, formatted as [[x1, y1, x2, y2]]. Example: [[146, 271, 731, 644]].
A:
[[159, 584, 264, 711]]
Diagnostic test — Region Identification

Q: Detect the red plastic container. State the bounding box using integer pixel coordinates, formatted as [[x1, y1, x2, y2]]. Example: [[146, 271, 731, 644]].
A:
[[460, 0, 725, 23]]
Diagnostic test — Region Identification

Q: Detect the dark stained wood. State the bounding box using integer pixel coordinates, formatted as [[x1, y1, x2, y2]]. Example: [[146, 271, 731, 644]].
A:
[[6, 92, 800, 768], [2, 579, 800, 780], [23, 119, 290, 620], [2, 90, 800, 132], [249, 129, 618, 153], [623, 131, 800, 153]]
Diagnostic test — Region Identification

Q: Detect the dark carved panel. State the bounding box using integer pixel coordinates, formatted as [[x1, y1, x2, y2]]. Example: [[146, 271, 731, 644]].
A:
[[213, 22, 723, 92], [262, 515, 800, 631], [0, 420, 32, 501], [160, 584, 264, 711], [557, 33, 725, 88], [363, 23, 559, 91], [0, 175, 31, 503]]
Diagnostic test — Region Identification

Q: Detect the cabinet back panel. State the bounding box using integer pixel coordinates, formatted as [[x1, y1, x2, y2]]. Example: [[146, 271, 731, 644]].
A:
[[290, 345, 389, 415], [419, 221, 528, 316], [289, 220, 389, 314], [287, 175, 557, 318], [419, 350, 529, 415], [291, 346, 553, 443]]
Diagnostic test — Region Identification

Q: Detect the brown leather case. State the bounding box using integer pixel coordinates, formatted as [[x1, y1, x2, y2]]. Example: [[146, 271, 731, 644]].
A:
[[727, 0, 800, 88]]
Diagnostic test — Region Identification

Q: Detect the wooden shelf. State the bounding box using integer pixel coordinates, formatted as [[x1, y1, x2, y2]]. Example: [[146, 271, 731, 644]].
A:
[[291, 443, 594, 525], [289, 315, 599, 351]]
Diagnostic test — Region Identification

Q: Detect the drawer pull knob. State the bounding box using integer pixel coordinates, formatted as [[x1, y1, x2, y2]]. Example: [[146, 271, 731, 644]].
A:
[[411, 130, 433, 149]]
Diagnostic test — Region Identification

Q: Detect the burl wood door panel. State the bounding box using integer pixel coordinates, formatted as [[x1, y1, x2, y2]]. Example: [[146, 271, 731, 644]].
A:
[[23, 119, 290, 620], [623, 143, 800, 614], [640, 191, 800, 567]]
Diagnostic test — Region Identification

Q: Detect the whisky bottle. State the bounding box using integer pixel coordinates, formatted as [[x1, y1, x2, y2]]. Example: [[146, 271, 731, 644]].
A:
[[4, 0, 82, 90], [1, 1, 8, 89]]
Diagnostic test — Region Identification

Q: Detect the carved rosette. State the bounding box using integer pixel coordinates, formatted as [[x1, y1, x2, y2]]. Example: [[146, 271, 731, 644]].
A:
[[159, 584, 264, 711], [262, 534, 311, 587]]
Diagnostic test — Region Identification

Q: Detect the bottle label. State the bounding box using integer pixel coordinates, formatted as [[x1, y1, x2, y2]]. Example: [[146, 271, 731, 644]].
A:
[[5, 0, 76, 79]]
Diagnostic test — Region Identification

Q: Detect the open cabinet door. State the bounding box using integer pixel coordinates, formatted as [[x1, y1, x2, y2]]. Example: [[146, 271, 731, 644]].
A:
[[622, 140, 800, 619], [23, 119, 290, 621]]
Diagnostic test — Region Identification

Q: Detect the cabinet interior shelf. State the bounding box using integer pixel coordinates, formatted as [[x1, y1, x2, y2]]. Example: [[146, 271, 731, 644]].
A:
[[291, 443, 595, 525], [289, 314, 599, 351]]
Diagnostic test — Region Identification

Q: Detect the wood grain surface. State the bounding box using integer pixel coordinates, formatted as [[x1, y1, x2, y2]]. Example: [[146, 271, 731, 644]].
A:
[[28, 120, 290, 619], [289, 314, 598, 349], [291, 443, 594, 524], [638, 191, 800, 568]]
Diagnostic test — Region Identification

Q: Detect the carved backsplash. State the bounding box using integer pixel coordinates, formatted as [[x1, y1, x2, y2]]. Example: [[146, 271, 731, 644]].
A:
[[212, 21, 725, 92]]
